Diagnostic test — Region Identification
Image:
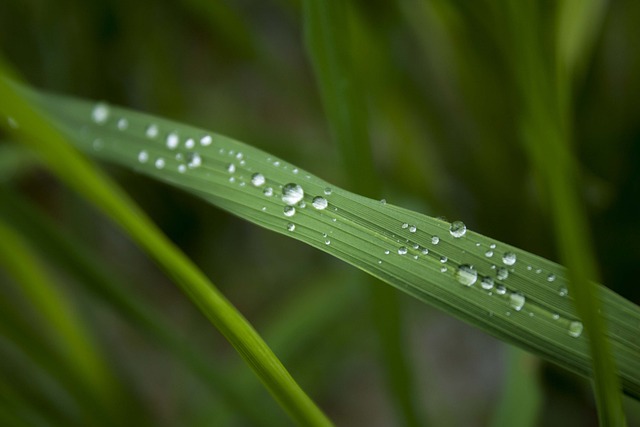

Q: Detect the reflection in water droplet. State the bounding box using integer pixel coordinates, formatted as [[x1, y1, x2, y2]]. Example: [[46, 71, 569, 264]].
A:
[[312, 196, 328, 210], [146, 124, 159, 138], [509, 293, 526, 311], [497, 268, 509, 280], [398, 247, 408, 255], [431, 236, 440, 245], [263, 187, 273, 197], [455, 265, 477, 286], [481, 276, 494, 290], [138, 150, 149, 163], [502, 252, 517, 266], [286, 223, 295, 232], [569, 321, 583, 338], [283, 206, 296, 217], [155, 158, 165, 169], [282, 183, 304, 205], [200, 135, 212, 146], [251, 173, 266, 187], [92, 103, 109, 124], [450, 221, 467, 238], [166, 132, 179, 149]]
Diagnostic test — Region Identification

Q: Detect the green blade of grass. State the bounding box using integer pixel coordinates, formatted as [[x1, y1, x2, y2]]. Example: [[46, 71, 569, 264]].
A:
[[302, 2, 424, 425], [0, 76, 333, 427], [17, 83, 640, 401]]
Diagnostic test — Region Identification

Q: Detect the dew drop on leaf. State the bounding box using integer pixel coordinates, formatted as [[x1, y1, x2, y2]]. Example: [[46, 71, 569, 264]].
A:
[[449, 221, 467, 238], [398, 247, 408, 255], [431, 236, 440, 245], [502, 252, 517, 266], [282, 183, 304, 205], [154, 158, 165, 169], [166, 132, 179, 150], [497, 267, 509, 280], [481, 276, 494, 290], [251, 173, 266, 187], [138, 150, 149, 163], [200, 135, 212, 146], [547, 273, 556, 282], [283, 206, 296, 217], [117, 118, 128, 130], [145, 124, 159, 138], [569, 321, 583, 338], [263, 187, 273, 197], [187, 153, 202, 168], [227, 163, 236, 173], [312, 196, 328, 210], [509, 293, 526, 311], [409, 225, 417, 233], [185, 138, 195, 149], [324, 187, 333, 195], [496, 285, 507, 295], [91, 102, 109, 124], [286, 223, 295, 232], [455, 264, 477, 286]]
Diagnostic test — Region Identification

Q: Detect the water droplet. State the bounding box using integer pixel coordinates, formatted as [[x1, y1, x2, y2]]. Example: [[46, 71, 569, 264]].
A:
[[552, 313, 560, 320], [292, 168, 299, 174], [311, 196, 328, 210], [440, 266, 448, 273], [485, 250, 494, 258], [380, 199, 387, 205], [178, 164, 186, 173], [502, 252, 517, 266], [146, 124, 159, 138], [92, 102, 109, 124], [384, 250, 390, 255], [324, 187, 333, 195], [398, 247, 408, 255], [92, 138, 103, 150], [497, 268, 509, 280], [283, 206, 296, 217], [155, 158, 165, 169], [138, 150, 149, 163], [440, 256, 448, 263], [421, 248, 429, 255], [227, 163, 236, 173], [568, 321, 583, 338], [325, 239, 331, 245], [449, 221, 467, 238], [409, 225, 417, 233], [263, 187, 273, 197], [229, 177, 236, 183], [251, 173, 266, 187], [185, 138, 195, 149], [273, 160, 281, 167], [559, 287, 568, 297], [401, 223, 409, 229], [166, 132, 179, 149], [235, 152, 243, 160], [187, 153, 202, 168], [480, 276, 494, 290], [282, 183, 304, 205], [490, 244, 496, 249], [117, 118, 128, 130], [286, 223, 295, 232], [431, 236, 440, 245], [547, 273, 556, 282], [509, 293, 526, 311], [200, 135, 212, 146], [496, 285, 507, 295], [298, 201, 306, 208], [455, 264, 477, 286]]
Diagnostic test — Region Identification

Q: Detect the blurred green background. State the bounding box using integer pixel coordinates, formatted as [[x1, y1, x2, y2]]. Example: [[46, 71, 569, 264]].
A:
[[1, 0, 640, 425]]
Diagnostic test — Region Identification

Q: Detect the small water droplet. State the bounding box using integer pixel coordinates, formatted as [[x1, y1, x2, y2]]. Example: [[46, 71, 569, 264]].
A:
[[431, 236, 440, 245], [286, 223, 295, 232], [490, 244, 496, 249], [117, 118, 128, 130], [263, 187, 273, 197], [380, 199, 387, 205], [166, 132, 179, 149], [282, 183, 304, 205], [481, 276, 494, 290], [547, 273, 556, 282], [138, 150, 149, 163], [200, 135, 212, 146], [92, 102, 109, 124], [384, 250, 390, 255], [527, 265, 533, 271], [398, 247, 408, 255], [283, 206, 296, 217], [273, 160, 281, 167], [421, 248, 429, 255], [502, 252, 517, 266], [559, 287, 568, 297], [409, 225, 417, 233], [325, 239, 331, 245], [235, 152, 243, 160], [496, 285, 507, 295], [497, 268, 509, 280], [251, 173, 266, 187], [485, 250, 494, 258], [509, 293, 526, 311], [312, 196, 328, 210], [292, 168, 299, 174], [552, 313, 560, 320], [455, 264, 477, 286], [324, 187, 333, 195], [178, 164, 186, 173], [440, 256, 448, 263], [401, 223, 409, 229], [449, 221, 467, 238], [568, 321, 583, 338], [185, 138, 195, 149], [155, 158, 165, 169], [440, 266, 448, 273], [187, 153, 202, 168], [298, 201, 306, 208], [146, 124, 159, 138], [229, 177, 236, 183], [227, 163, 236, 173]]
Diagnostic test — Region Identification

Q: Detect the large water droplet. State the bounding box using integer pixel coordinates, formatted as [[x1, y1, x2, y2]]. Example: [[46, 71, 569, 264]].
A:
[[138, 150, 149, 163], [455, 265, 477, 286], [92, 103, 109, 124], [398, 247, 408, 255], [497, 268, 509, 280], [251, 173, 266, 187], [282, 183, 304, 205], [146, 124, 159, 138], [480, 276, 494, 290], [502, 252, 517, 266], [166, 132, 179, 149], [509, 293, 526, 311], [568, 321, 583, 338], [449, 221, 467, 238], [283, 206, 296, 217], [312, 196, 328, 210]]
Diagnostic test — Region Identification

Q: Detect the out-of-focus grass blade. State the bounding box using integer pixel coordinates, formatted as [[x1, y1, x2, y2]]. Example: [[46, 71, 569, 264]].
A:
[[20, 84, 640, 400], [0, 76, 333, 427]]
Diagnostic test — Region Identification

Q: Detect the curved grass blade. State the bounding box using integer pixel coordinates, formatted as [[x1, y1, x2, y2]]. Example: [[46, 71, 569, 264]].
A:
[[13, 84, 640, 401], [0, 76, 333, 427]]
